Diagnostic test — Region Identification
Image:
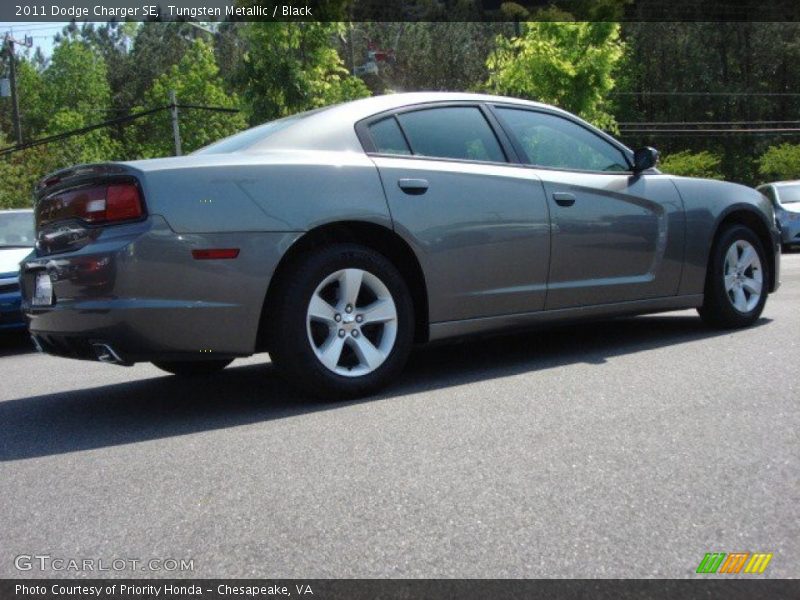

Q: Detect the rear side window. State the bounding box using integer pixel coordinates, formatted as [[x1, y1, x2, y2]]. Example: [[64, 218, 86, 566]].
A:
[[396, 107, 506, 163], [369, 117, 411, 155]]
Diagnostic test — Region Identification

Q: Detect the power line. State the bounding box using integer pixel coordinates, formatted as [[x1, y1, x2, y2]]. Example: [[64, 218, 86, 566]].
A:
[[0, 106, 167, 156], [619, 120, 800, 126], [0, 103, 241, 156], [3, 24, 68, 33], [613, 91, 800, 97], [175, 103, 240, 114], [619, 131, 800, 137], [620, 127, 800, 133]]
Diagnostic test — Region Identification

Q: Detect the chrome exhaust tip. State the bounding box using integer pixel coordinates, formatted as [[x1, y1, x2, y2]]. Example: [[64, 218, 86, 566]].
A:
[[91, 343, 131, 366]]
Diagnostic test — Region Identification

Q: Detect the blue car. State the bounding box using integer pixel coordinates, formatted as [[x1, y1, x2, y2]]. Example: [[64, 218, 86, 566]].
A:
[[0, 209, 34, 331]]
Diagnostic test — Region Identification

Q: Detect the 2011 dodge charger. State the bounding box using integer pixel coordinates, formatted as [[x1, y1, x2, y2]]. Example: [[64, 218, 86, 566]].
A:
[[21, 93, 780, 397]]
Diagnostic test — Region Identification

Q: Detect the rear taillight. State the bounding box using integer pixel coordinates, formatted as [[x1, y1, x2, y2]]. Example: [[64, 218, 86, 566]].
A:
[[106, 184, 143, 222], [38, 182, 143, 228]]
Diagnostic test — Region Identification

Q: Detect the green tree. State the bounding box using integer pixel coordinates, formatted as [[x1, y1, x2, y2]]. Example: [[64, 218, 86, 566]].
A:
[[33, 37, 120, 166], [41, 38, 112, 122], [130, 39, 246, 158], [0, 38, 122, 208], [58, 21, 139, 114], [0, 132, 66, 208], [47, 110, 120, 164], [758, 144, 800, 181], [124, 22, 211, 113], [239, 22, 370, 123], [659, 150, 724, 179], [353, 21, 508, 94], [0, 56, 46, 141], [615, 23, 800, 184], [486, 22, 624, 130]]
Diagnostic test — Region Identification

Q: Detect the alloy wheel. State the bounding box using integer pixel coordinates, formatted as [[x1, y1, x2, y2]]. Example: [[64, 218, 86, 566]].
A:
[[306, 268, 398, 377], [723, 239, 763, 313]]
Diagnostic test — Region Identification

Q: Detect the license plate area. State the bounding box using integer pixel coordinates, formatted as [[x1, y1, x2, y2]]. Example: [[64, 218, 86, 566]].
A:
[[32, 271, 53, 306]]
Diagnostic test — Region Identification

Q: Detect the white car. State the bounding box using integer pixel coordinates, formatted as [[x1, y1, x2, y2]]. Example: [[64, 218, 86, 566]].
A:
[[0, 209, 34, 331]]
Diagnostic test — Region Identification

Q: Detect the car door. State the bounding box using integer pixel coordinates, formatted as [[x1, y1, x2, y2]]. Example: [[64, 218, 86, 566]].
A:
[[492, 106, 685, 310], [359, 104, 551, 323]]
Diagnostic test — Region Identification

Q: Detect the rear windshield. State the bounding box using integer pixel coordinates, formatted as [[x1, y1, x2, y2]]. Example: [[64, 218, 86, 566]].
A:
[[777, 184, 800, 204], [194, 108, 326, 155]]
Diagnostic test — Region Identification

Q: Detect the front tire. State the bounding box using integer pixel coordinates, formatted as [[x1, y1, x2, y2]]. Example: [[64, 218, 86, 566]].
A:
[[152, 359, 233, 376], [698, 224, 768, 328], [268, 243, 414, 399]]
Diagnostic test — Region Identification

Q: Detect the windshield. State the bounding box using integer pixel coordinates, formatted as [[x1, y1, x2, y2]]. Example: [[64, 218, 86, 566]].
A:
[[193, 108, 327, 155], [777, 184, 800, 204], [0, 212, 35, 248]]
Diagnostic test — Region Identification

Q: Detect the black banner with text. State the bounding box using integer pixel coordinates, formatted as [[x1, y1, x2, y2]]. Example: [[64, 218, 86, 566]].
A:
[[4, 0, 800, 23], [3, 579, 800, 600]]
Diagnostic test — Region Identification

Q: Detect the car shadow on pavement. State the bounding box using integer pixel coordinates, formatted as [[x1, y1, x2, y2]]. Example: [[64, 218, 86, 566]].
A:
[[0, 331, 34, 358], [0, 313, 771, 461]]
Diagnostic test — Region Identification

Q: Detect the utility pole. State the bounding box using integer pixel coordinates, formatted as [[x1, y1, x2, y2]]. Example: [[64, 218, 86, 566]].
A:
[[348, 22, 356, 75], [169, 89, 182, 156], [3, 33, 32, 145]]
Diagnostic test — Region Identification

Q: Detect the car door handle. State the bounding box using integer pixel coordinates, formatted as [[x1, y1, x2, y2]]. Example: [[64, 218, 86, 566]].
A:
[[398, 178, 429, 195], [553, 192, 576, 207]]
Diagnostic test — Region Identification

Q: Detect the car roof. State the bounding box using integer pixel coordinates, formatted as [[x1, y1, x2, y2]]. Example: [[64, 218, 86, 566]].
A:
[[772, 180, 800, 187], [0, 208, 33, 213], [314, 92, 560, 120], [245, 92, 584, 154]]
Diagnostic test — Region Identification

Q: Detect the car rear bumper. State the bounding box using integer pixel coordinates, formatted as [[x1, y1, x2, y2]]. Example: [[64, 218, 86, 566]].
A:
[[21, 216, 298, 363], [27, 299, 251, 364]]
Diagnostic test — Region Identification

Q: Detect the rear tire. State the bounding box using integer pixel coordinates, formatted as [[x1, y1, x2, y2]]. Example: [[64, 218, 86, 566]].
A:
[[268, 243, 414, 399], [152, 359, 233, 376], [698, 224, 768, 329]]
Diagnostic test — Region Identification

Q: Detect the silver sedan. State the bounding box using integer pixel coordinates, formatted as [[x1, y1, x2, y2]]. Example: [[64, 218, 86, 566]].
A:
[[757, 180, 800, 251], [21, 93, 780, 398]]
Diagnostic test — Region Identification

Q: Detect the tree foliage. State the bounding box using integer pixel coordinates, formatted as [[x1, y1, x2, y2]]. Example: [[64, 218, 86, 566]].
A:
[[238, 22, 370, 123], [659, 150, 724, 179], [616, 23, 800, 184], [41, 38, 112, 126], [0, 133, 81, 209], [758, 144, 800, 181], [129, 39, 246, 158], [486, 22, 624, 131], [0, 39, 121, 207], [0, 58, 46, 138]]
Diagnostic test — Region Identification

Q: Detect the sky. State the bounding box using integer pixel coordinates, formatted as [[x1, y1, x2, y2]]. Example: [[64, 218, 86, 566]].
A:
[[0, 22, 91, 59]]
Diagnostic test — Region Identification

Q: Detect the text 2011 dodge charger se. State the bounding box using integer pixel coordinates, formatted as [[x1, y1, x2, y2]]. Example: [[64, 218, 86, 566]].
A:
[[21, 93, 780, 398]]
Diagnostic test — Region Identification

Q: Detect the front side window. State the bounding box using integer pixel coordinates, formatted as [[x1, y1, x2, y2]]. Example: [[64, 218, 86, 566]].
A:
[[395, 107, 506, 163], [496, 107, 629, 172]]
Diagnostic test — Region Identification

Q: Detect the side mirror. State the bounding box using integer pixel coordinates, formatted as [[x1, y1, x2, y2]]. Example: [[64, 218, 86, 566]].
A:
[[633, 146, 660, 172]]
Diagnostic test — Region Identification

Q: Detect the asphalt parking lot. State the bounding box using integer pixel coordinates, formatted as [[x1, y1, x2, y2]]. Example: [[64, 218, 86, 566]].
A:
[[1, 254, 798, 579]]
